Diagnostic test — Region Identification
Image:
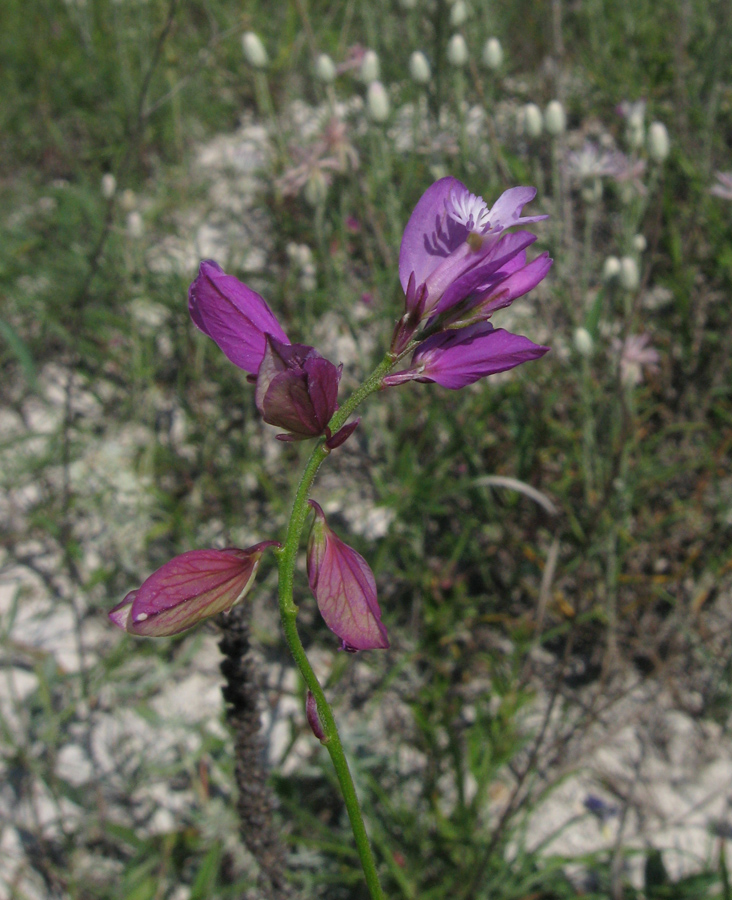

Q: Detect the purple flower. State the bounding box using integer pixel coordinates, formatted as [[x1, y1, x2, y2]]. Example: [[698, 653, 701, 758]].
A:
[[255, 336, 341, 441], [108, 544, 279, 637], [306, 500, 389, 652], [188, 260, 289, 374], [383, 322, 549, 390], [398, 177, 547, 322]]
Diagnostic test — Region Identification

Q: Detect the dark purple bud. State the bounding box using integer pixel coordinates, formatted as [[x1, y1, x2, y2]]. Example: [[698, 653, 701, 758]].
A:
[[306, 690, 327, 742], [325, 418, 360, 450], [306, 500, 389, 651], [255, 336, 341, 440], [188, 260, 289, 374], [108, 543, 280, 637]]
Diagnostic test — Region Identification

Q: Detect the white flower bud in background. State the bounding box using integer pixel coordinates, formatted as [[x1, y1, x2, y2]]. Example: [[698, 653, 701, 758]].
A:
[[522, 103, 543, 138], [359, 49, 380, 84], [647, 121, 669, 162], [126, 211, 144, 239], [304, 169, 328, 207], [627, 123, 644, 149], [619, 256, 640, 291], [242, 32, 269, 69], [482, 37, 503, 70], [120, 188, 137, 212], [544, 100, 566, 136], [315, 53, 336, 83], [450, 0, 469, 27], [632, 233, 647, 253], [602, 255, 621, 282], [446, 34, 469, 67], [399, 0, 417, 8], [409, 51, 431, 85], [101, 173, 116, 199], [366, 81, 390, 122], [573, 327, 594, 357]]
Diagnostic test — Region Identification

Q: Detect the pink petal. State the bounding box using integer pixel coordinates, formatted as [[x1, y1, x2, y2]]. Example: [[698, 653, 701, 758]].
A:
[[307, 501, 389, 651]]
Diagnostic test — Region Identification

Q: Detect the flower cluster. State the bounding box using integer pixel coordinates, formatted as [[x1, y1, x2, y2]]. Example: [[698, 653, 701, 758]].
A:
[[110, 177, 551, 651]]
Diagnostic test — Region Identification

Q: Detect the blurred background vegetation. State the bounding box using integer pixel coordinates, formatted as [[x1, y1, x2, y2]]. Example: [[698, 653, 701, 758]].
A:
[[2, 0, 732, 897]]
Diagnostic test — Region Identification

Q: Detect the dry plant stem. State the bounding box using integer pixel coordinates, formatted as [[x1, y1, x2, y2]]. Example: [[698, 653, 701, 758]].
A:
[[218, 604, 292, 899], [276, 353, 396, 900]]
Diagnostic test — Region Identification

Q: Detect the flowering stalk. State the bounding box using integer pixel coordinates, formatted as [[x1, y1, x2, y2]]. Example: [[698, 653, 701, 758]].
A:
[[276, 353, 396, 900], [112, 176, 552, 900]]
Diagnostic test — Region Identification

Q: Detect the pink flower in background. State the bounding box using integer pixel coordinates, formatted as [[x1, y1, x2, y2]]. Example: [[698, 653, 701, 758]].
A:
[[711, 172, 732, 201], [109, 544, 279, 637], [306, 500, 389, 652], [615, 333, 660, 386]]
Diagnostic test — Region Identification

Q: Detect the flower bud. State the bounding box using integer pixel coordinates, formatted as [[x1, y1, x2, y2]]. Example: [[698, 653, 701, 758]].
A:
[[647, 121, 669, 162], [482, 36, 503, 70], [306, 691, 327, 742], [522, 103, 543, 138], [242, 31, 268, 69], [307, 500, 389, 651], [255, 336, 341, 440], [544, 100, 566, 136], [109, 545, 279, 637], [409, 50, 431, 84], [573, 327, 594, 357], [101, 173, 116, 199], [632, 233, 647, 253], [447, 34, 469, 67], [366, 81, 390, 122], [359, 49, 380, 84], [450, 0, 469, 27], [619, 256, 640, 291], [399, 0, 417, 6], [602, 255, 621, 282], [304, 168, 329, 207], [315, 53, 336, 83], [126, 211, 144, 239]]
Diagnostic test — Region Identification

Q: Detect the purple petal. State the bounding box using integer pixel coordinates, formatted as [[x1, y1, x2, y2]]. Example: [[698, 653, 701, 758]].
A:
[[114, 545, 278, 637], [399, 177, 469, 292], [486, 186, 547, 231], [431, 231, 539, 316], [385, 323, 549, 390], [188, 260, 289, 374], [326, 418, 360, 450], [472, 253, 553, 317], [307, 500, 389, 651]]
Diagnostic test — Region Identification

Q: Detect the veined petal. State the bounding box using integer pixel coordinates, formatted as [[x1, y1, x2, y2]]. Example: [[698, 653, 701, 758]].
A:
[[430, 231, 539, 316], [307, 500, 389, 651], [486, 186, 548, 231], [188, 260, 289, 374], [386, 323, 549, 390], [109, 544, 278, 637], [472, 253, 553, 317], [399, 177, 469, 292]]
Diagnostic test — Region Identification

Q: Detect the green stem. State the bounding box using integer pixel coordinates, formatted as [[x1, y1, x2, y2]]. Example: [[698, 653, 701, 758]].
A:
[[276, 352, 396, 900]]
